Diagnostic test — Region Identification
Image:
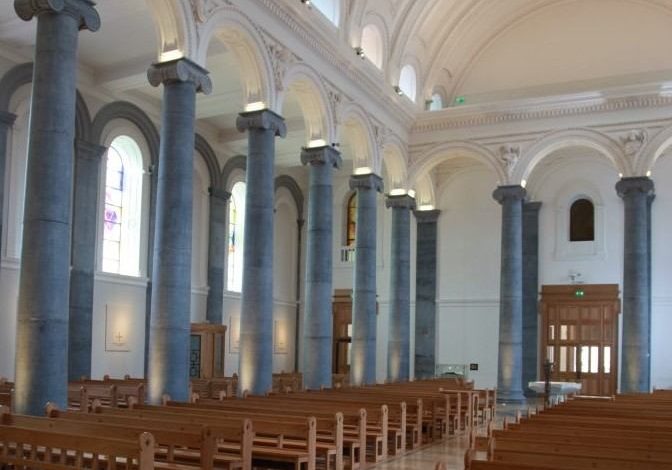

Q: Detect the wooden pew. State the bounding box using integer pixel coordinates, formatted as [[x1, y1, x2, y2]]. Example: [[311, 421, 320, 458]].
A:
[[0, 423, 155, 469]]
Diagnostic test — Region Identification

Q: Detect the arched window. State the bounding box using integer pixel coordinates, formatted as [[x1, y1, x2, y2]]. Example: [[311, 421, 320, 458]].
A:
[[428, 92, 443, 111], [227, 181, 246, 292], [101, 135, 144, 275], [399, 65, 417, 102], [361, 24, 383, 69], [312, 0, 339, 25], [570, 198, 595, 242], [346, 192, 357, 246]]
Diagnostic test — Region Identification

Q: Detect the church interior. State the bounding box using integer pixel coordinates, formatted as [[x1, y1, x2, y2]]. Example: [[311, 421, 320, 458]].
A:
[[1, 0, 672, 468]]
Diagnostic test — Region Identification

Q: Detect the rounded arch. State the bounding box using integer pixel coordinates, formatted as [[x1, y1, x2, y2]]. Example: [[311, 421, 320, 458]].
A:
[[145, 0, 198, 63], [337, 102, 379, 173], [359, 13, 388, 70], [636, 124, 672, 175], [516, 128, 630, 184], [92, 102, 160, 166], [278, 63, 335, 145], [220, 155, 247, 191], [381, 138, 408, 190], [196, 8, 276, 109], [413, 173, 436, 209], [194, 134, 221, 189], [399, 64, 418, 102], [274, 174, 304, 220], [0, 62, 92, 141], [409, 140, 507, 187]]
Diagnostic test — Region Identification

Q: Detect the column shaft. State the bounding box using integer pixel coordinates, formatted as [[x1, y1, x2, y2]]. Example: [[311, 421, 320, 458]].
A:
[[302, 146, 341, 390], [522, 202, 541, 396], [617, 177, 654, 393], [350, 173, 383, 386], [414, 210, 440, 379], [69, 140, 106, 380], [0, 112, 17, 260], [147, 59, 211, 403], [236, 110, 286, 395], [13, 0, 100, 415], [493, 185, 527, 403], [387, 195, 415, 382], [206, 188, 230, 325]]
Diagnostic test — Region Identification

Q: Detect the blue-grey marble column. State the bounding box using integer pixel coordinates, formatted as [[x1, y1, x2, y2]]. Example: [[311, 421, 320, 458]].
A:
[[69, 139, 106, 381], [12, 0, 99, 416], [349, 173, 383, 386], [387, 194, 415, 382], [522, 201, 541, 397], [206, 187, 231, 325], [414, 210, 440, 379], [493, 185, 527, 403], [616, 176, 654, 393], [301, 145, 342, 390], [0, 111, 17, 261], [146, 59, 211, 404], [236, 110, 286, 395]]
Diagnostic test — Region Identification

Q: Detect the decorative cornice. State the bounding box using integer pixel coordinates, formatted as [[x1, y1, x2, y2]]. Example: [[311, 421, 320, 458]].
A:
[[413, 209, 441, 223], [236, 109, 287, 137], [14, 0, 100, 32], [386, 194, 416, 210], [413, 93, 672, 134], [616, 176, 655, 199], [349, 173, 384, 193], [492, 185, 526, 204], [209, 186, 231, 202], [147, 58, 212, 95], [75, 139, 106, 162], [254, 0, 415, 130], [0, 111, 17, 128], [301, 145, 342, 169]]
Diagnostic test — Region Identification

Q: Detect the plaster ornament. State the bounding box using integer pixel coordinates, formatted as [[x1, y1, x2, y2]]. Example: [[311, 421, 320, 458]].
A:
[[621, 129, 647, 157], [190, 0, 232, 23], [499, 144, 520, 175], [267, 41, 296, 92]]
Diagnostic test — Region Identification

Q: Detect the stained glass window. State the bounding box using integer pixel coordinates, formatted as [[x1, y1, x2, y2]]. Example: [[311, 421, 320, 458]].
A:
[[227, 182, 246, 292], [100, 135, 144, 276], [346, 192, 357, 246], [102, 147, 124, 273]]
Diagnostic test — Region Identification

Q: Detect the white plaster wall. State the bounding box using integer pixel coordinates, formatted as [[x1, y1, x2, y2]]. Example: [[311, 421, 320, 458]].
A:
[[651, 153, 672, 389], [435, 167, 501, 389], [190, 155, 211, 323], [91, 276, 148, 379], [0, 266, 18, 379]]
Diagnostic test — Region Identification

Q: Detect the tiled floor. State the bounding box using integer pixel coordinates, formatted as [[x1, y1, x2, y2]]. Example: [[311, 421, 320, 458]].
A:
[[369, 434, 471, 469]]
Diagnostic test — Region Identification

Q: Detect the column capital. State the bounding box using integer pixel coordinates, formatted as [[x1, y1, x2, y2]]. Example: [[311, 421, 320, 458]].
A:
[[301, 145, 342, 169], [147, 58, 212, 95], [386, 194, 416, 210], [413, 209, 441, 223], [616, 176, 654, 199], [236, 109, 286, 138], [15, 0, 100, 31], [493, 185, 527, 205], [349, 173, 383, 193], [209, 186, 231, 202], [75, 139, 106, 162], [0, 111, 17, 128]]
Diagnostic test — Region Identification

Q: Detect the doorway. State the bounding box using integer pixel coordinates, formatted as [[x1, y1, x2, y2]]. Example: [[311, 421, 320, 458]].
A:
[[540, 284, 620, 396]]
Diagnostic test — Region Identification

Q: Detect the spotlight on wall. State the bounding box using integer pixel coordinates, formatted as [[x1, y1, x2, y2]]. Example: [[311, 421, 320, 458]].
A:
[[393, 86, 404, 96], [354, 47, 365, 59], [300, 0, 311, 5], [331, 142, 341, 148]]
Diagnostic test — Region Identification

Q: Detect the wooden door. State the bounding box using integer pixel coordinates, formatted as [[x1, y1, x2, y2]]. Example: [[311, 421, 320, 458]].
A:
[[540, 285, 620, 396]]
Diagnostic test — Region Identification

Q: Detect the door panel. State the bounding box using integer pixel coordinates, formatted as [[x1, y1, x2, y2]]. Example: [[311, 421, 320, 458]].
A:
[[540, 285, 620, 397]]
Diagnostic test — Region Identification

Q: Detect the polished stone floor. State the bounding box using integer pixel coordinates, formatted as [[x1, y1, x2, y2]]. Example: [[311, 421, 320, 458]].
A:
[[370, 433, 472, 470]]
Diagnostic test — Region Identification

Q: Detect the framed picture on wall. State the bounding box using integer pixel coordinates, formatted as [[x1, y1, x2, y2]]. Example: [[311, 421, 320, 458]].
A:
[[229, 315, 240, 353], [105, 304, 131, 352], [274, 320, 288, 354]]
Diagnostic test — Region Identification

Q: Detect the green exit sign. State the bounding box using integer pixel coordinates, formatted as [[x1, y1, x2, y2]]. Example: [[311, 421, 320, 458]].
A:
[[575, 288, 585, 298], [454, 96, 466, 105]]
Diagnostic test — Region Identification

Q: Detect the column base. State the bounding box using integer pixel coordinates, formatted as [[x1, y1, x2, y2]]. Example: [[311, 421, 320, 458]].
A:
[[497, 390, 527, 405]]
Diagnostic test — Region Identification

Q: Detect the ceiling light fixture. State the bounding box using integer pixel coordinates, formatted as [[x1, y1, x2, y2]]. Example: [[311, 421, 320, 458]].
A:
[[393, 86, 404, 96], [355, 47, 365, 59]]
